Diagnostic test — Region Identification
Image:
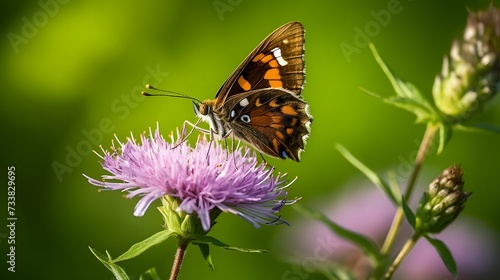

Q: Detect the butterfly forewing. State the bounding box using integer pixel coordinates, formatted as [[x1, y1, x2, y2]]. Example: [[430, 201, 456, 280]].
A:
[[214, 22, 305, 108]]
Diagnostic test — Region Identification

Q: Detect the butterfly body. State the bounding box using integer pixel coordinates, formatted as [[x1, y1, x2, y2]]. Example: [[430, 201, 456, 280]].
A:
[[194, 22, 312, 162]]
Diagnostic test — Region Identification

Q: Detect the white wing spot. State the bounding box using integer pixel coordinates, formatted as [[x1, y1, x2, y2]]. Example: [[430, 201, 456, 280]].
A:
[[240, 114, 251, 123], [271, 47, 288, 66], [239, 98, 249, 107]]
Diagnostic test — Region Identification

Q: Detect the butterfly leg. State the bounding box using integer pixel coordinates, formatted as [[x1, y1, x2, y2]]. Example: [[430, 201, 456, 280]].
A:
[[229, 133, 237, 167], [259, 152, 268, 164], [181, 119, 221, 160], [172, 119, 210, 149]]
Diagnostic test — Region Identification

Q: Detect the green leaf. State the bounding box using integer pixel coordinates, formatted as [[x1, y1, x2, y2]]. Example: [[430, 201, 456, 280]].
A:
[[294, 204, 380, 263], [193, 237, 267, 270], [367, 44, 437, 123], [386, 170, 402, 201], [437, 123, 452, 154], [401, 198, 416, 228], [384, 96, 435, 123], [336, 144, 399, 205], [318, 264, 357, 280], [424, 235, 457, 276], [198, 243, 214, 270], [114, 229, 174, 263], [139, 268, 161, 280], [455, 123, 500, 134], [194, 236, 268, 253], [89, 247, 130, 280]]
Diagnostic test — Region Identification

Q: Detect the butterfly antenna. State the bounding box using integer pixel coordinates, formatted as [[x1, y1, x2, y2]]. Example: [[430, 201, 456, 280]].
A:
[[142, 84, 202, 104]]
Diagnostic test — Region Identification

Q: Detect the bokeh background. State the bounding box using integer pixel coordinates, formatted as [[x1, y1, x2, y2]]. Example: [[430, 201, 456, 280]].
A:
[[1, 0, 499, 279]]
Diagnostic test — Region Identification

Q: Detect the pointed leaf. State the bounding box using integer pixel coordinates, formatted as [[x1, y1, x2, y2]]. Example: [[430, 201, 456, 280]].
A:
[[140, 268, 161, 280], [368, 44, 436, 123], [318, 264, 357, 280], [424, 235, 457, 276], [294, 204, 380, 263], [401, 198, 416, 228], [194, 236, 268, 253], [360, 88, 434, 123], [437, 123, 452, 154], [455, 123, 500, 134], [386, 170, 402, 201], [384, 96, 436, 123], [114, 229, 174, 263], [369, 44, 425, 101], [198, 243, 215, 270], [89, 247, 130, 280], [336, 144, 399, 204]]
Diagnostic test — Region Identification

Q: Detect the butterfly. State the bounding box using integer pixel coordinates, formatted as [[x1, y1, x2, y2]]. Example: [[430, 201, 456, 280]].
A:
[[146, 22, 312, 161], [197, 22, 312, 161]]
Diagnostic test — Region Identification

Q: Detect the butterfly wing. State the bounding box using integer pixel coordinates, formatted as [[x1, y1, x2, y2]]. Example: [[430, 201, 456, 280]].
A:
[[200, 21, 311, 161], [226, 88, 311, 161], [213, 21, 305, 109]]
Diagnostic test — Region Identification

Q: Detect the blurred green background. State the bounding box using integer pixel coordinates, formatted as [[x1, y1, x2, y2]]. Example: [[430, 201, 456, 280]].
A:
[[1, 0, 499, 279]]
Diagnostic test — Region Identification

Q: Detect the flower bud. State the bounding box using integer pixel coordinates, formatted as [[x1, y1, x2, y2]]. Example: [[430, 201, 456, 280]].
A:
[[158, 196, 216, 241], [433, 6, 500, 122], [415, 165, 471, 234]]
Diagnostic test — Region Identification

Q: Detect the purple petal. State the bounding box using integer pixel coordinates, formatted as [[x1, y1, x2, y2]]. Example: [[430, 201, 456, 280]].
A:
[[85, 124, 297, 231]]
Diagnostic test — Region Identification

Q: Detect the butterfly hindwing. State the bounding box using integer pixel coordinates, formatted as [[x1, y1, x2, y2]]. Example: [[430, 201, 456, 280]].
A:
[[226, 88, 311, 161]]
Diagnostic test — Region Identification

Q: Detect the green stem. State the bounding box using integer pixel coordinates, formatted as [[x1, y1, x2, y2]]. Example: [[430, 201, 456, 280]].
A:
[[384, 233, 421, 279], [380, 123, 439, 256], [169, 240, 188, 280], [403, 123, 439, 201]]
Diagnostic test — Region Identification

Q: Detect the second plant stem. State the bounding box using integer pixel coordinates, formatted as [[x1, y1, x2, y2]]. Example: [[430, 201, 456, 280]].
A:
[[380, 123, 439, 256]]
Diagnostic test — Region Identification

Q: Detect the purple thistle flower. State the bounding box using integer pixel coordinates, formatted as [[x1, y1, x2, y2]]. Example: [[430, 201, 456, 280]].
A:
[[84, 125, 297, 232]]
